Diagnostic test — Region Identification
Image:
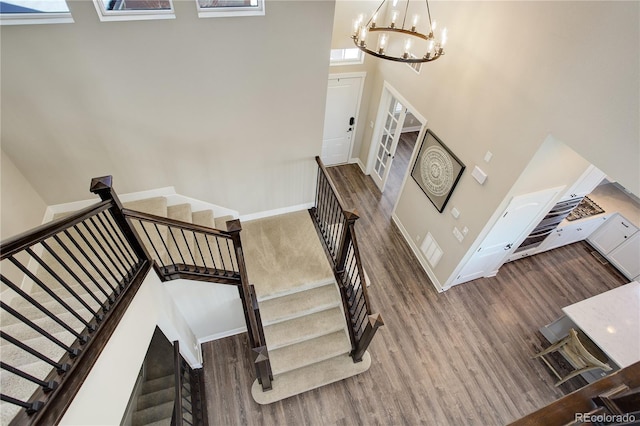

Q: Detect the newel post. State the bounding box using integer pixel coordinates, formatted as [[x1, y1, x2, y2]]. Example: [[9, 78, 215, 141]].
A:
[[226, 219, 260, 349], [352, 313, 384, 362], [336, 209, 359, 273], [89, 176, 150, 263]]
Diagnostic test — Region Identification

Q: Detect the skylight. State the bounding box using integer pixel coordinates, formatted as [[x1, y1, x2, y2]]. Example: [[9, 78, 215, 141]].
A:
[[0, 0, 73, 25], [196, 0, 265, 18], [92, 0, 175, 22]]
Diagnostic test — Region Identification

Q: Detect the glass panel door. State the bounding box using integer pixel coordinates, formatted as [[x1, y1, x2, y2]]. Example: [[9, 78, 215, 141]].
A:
[[372, 95, 406, 191]]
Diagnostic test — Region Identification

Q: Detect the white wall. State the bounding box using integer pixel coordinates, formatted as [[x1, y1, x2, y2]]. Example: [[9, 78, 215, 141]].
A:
[[359, 1, 639, 287], [0, 151, 47, 240], [164, 279, 246, 342], [0, 1, 335, 216], [60, 272, 199, 425]]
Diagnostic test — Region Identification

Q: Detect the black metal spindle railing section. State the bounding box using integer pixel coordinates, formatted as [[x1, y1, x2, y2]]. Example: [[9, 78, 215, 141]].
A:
[[122, 209, 241, 286], [0, 175, 151, 425], [309, 156, 384, 363], [171, 341, 207, 426]]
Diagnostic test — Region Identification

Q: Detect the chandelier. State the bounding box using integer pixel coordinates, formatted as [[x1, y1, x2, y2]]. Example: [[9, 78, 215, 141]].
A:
[[352, 0, 447, 64]]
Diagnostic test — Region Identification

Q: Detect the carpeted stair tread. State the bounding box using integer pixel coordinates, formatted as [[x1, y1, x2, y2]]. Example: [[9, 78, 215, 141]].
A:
[[123, 197, 168, 217], [141, 374, 175, 395], [251, 351, 371, 405], [139, 418, 172, 426], [268, 330, 351, 376], [166, 204, 194, 265], [131, 400, 174, 426], [214, 215, 235, 231], [192, 210, 215, 228], [241, 210, 334, 299], [258, 283, 342, 324], [263, 307, 346, 350], [0, 312, 86, 342], [136, 386, 174, 411]]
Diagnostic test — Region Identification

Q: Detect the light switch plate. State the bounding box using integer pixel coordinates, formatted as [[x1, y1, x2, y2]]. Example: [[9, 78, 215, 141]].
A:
[[453, 227, 464, 242], [451, 207, 460, 219], [472, 166, 488, 185]]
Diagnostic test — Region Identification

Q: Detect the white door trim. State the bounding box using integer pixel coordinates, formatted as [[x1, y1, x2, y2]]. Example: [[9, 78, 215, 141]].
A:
[[325, 72, 366, 164], [366, 81, 427, 197]]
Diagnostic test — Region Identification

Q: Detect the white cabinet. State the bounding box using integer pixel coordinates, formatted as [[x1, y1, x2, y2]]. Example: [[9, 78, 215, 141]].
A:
[[608, 232, 640, 280], [588, 213, 640, 280], [539, 216, 608, 252], [561, 165, 606, 201], [588, 213, 638, 254]]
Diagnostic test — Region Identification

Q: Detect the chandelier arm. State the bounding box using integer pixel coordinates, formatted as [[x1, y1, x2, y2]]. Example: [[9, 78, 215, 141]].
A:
[[425, 0, 433, 33], [366, 0, 387, 27], [401, 0, 410, 29]]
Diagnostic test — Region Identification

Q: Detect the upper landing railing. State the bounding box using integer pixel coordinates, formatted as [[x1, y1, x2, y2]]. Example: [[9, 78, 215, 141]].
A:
[[0, 176, 270, 425]]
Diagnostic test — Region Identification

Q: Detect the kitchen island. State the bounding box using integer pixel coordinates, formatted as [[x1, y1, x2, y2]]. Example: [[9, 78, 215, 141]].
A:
[[539, 281, 640, 383]]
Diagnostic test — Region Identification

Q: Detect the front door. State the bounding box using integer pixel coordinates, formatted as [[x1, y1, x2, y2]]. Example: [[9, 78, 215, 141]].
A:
[[370, 94, 407, 191], [450, 188, 562, 286], [321, 75, 363, 166]]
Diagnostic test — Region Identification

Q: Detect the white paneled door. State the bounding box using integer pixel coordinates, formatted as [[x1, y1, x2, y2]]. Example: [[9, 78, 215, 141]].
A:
[[370, 94, 407, 191], [321, 75, 363, 166]]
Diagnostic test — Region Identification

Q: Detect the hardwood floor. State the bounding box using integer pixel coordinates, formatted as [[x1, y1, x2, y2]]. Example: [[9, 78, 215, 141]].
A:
[[201, 161, 627, 425]]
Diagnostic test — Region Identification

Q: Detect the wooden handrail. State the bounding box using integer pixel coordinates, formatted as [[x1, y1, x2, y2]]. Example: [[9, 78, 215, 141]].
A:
[[122, 209, 234, 240], [0, 200, 112, 259], [315, 156, 350, 213]]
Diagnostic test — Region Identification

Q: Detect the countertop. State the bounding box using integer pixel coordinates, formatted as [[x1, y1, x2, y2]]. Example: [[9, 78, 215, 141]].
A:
[[562, 281, 640, 369], [562, 183, 640, 228]]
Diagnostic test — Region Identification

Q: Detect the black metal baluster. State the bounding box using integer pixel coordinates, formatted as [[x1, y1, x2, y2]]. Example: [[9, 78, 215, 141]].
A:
[[225, 239, 237, 273], [25, 247, 101, 320], [137, 221, 167, 270], [0, 301, 81, 357], [168, 227, 187, 269], [82, 219, 126, 282], [7, 257, 95, 332], [0, 331, 71, 373], [52, 234, 113, 304], [41, 240, 106, 311], [103, 213, 138, 267], [64, 229, 118, 295], [203, 235, 218, 273], [180, 229, 197, 266], [154, 223, 176, 268], [0, 276, 87, 343], [214, 237, 227, 273], [0, 394, 44, 414], [193, 232, 207, 273], [0, 362, 59, 392], [95, 213, 135, 274]]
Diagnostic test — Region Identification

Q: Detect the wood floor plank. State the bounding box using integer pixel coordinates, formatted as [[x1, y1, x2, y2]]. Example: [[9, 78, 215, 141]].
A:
[[201, 160, 627, 425]]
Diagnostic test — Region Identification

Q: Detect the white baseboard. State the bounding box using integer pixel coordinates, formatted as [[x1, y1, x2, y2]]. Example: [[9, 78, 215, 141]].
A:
[[349, 158, 367, 174], [391, 213, 445, 293], [198, 326, 247, 344], [240, 202, 314, 222]]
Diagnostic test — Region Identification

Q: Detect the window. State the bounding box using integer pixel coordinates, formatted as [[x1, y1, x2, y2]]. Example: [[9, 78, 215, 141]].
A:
[[0, 0, 73, 25], [330, 48, 364, 66], [196, 0, 265, 18], [406, 54, 422, 74], [92, 0, 175, 22]]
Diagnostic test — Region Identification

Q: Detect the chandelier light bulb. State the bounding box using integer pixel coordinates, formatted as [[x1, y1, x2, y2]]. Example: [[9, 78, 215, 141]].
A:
[[411, 14, 419, 32], [392, 0, 398, 6], [431, 20, 437, 35], [391, 10, 398, 28], [403, 38, 411, 58], [372, 12, 378, 28], [378, 34, 388, 54], [441, 27, 448, 46], [359, 27, 368, 46]]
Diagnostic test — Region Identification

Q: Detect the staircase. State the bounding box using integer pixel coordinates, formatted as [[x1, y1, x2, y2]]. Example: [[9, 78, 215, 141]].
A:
[[240, 211, 371, 404], [1, 172, 380, 423]]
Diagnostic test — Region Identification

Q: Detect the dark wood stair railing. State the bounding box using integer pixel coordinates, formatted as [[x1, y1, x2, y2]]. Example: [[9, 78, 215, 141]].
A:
[[0, 175, 272, 425], [0, 176, 151, 425], [171, 341, 208, 426], [309, 156, 384, 362]]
